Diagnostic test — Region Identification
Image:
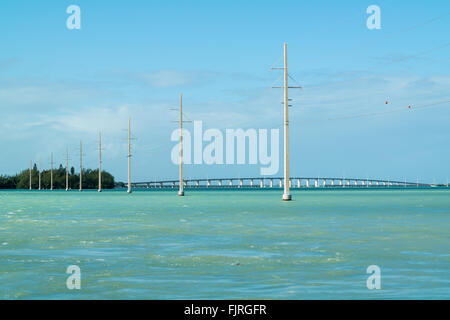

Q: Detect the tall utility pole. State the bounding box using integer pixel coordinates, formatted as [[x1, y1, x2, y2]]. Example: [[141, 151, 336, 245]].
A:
[[38, 158, 41, 190], [50, 153, 53, 191], [65, 146, 69, 191], [271, 43, 301, 201], [127, 118, 132, 194], [79, 141, 83, 192], [98, 132, 102, 193], [29, 160, 32, 190], [283, 43, 290, 201], [170, 93, 191, 196], [178, 93, 184, 197]]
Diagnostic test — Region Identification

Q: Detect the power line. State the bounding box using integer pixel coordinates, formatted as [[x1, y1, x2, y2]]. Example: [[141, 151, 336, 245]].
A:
[[328, 99, 450, 121]]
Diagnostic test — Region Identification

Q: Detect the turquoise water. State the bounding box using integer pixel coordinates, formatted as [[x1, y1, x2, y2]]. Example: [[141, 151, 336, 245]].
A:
[[0, 189, 449, 300]]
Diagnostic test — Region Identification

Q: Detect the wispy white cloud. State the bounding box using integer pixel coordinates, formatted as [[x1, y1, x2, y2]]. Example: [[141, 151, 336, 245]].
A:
[[131, 70, 218, 88], [0, 80, 112, 108]]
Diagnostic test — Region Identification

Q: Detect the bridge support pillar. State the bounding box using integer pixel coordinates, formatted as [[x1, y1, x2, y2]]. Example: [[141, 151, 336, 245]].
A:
[[270, 179, 273, 188], [218, 180, 222, 187], [229, 180, 233, 187], [279, 179, 283, 188], [239, 179, 243, 188], [297, 179, 301, 188], [250, 179, 253, 187], [314, 179, 319, 188], [306, 180, 310, 188], [260, 179, 264, 188]]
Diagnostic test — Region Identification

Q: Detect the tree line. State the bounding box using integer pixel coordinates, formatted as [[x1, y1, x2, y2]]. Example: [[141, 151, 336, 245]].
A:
[[0, 164, 115, 189]]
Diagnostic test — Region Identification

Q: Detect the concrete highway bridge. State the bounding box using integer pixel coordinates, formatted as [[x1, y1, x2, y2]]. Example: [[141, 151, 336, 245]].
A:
[[130, 177, 432, 189]]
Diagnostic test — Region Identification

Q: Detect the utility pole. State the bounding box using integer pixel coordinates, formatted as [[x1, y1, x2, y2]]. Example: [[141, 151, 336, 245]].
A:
[[271, 43, 301, 201], [127, 118, 132, 194], [79, 141, 83, 192], [65, 146, 69, 191], [178, 93, 184, 197], [283, 43, 290, 201], [98, 132, 102, 193], [38, 158, 41, 190], [29, 160, 32, 190], [170, 93, 191, 196], [50, 153, 53, 191]]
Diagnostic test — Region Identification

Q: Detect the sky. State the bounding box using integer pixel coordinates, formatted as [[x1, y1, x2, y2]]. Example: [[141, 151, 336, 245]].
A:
[[0, 0, 449, 184]]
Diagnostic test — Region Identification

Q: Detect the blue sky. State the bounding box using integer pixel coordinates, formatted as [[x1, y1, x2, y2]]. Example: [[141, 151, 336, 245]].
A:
[[0, 0, 449, 183]]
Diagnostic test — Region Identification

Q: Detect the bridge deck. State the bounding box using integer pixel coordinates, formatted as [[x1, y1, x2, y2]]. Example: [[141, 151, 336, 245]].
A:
[[129, 177, 431, 188]]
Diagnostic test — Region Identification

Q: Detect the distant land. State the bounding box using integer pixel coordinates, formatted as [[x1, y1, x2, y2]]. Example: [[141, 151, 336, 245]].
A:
[[0, 165, 115, 190]]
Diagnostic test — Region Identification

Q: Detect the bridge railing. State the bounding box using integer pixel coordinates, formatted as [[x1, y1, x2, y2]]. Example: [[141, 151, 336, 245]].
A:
[[129, 177, 431, 189]]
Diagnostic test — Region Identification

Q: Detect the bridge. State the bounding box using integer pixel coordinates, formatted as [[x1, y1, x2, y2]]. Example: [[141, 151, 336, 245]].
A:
[[130, 177, 432, 189]]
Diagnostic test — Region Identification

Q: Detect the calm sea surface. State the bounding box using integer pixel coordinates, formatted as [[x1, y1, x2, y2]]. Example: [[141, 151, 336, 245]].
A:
[[0, 189, 449, 299]]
